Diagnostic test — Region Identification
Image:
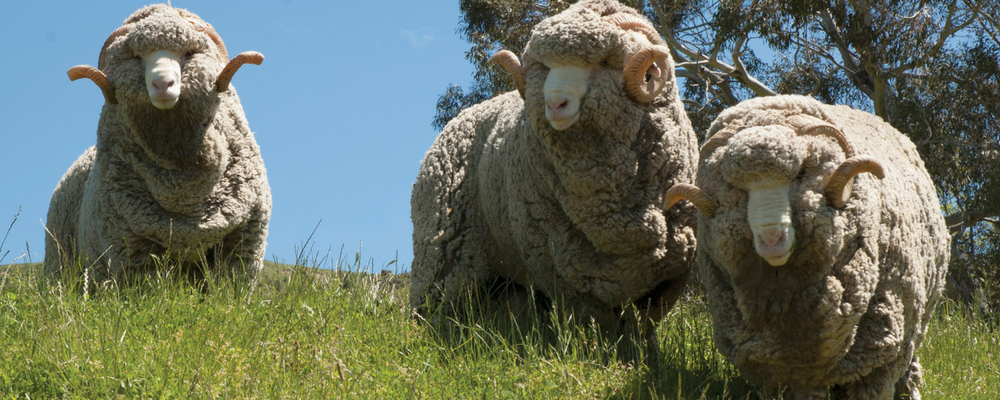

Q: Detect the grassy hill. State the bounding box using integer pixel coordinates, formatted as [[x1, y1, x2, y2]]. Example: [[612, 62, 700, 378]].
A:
[[0, 258, 996, 399]]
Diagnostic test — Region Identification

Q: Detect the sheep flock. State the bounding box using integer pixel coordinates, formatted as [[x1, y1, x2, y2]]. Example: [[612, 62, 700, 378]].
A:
[[40, 1, 956, 398]]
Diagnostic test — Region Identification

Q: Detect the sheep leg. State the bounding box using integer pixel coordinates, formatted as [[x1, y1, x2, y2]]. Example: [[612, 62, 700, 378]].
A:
[[217, 213, 269, 280], [829, 362, 900, 400], [893, 355, 922, 400], [411, 214, 498, 319]]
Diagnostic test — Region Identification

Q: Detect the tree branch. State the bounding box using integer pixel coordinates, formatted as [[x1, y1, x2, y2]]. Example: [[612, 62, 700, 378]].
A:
[[730, 35, 778, 96], [817, 7, 875, 98], [648, 0, 775, 103], [887, 0, 981, 77], [946, 209, 1000, 234]]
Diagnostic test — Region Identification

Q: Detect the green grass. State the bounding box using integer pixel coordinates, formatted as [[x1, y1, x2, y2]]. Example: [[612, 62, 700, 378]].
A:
[[0, 255, 996, 399]]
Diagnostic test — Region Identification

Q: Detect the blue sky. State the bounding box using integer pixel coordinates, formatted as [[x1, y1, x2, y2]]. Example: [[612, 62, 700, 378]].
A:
[[0, 1, 476, 270]]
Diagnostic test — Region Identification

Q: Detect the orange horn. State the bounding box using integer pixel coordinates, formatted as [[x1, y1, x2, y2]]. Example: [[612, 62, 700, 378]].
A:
[[787, 114, 855, 158], [824, 155, 885, 208], [68, 65, 116, 104], [489, 50, 526, 99], [98, 25, 132, 71], [602, 14, 665, 45], [623, 45, 670, 103], [665, 183, 719, 218], [216, 51, 264, 93]]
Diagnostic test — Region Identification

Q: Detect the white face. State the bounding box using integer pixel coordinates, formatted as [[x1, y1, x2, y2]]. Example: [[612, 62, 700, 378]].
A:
[[746, 178, 795, 266], [143, 49, 183, 110], [542, 63, 592, 130]]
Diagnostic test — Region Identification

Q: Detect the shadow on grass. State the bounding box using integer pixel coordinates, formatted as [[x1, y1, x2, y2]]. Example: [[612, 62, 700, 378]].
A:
[[416, 280, 769, 399]]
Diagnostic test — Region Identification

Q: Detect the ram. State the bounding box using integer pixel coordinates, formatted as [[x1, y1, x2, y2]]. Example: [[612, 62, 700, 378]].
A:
[[45, 4, 271, 283], [666, 95, 949, 399], [410, 0, 699, 354]]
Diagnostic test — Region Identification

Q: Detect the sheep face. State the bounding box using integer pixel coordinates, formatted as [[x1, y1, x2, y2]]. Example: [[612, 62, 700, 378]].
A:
[[104, 6, 227, 119], [65, 5, 262, 169], [667, 114, 886, 273], [518, 5, 673, 137], [706, 128, 854, 274], [718, 126, 806, 266], [143, 50, 183, 109], [68, 5, 268, 123]]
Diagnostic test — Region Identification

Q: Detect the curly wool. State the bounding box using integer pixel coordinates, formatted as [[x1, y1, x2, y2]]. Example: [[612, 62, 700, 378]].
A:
[[410, 0, 699, 327], [696, 95, 949, 398], [45, 4, 271, 282]]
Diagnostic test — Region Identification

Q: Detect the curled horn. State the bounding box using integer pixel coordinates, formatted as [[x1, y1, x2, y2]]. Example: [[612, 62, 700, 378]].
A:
[[825, 155, 885, 208], [602, 14, 665, 45], [786, 114, 881, 208], [216, 51, 264, 92], [68, 65, 117, 104], [489, 50, 526, 99], [699, 126, 740, 159], [183, 15, 229, 62], [623, 45, 670, 103], [665, 183, 719, 218], [98, 25, 132, 71], [788, 114, 855, 158]]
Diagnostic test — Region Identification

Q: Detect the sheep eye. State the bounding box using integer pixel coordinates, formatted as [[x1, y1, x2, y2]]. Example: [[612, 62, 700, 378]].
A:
[[796, 168, 807, 179]]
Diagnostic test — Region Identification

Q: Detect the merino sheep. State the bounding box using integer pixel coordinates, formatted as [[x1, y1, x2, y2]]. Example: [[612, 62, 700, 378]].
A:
[[410, 0, 699, 349], [666, 95, 949, 399], [45, 4, 271, 283]]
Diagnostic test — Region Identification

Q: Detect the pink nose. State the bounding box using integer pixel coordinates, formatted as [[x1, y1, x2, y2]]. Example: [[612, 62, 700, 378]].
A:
[[547, 97, 570, 116], [757, 227, 785, 248], [152, 78, 175, 92]]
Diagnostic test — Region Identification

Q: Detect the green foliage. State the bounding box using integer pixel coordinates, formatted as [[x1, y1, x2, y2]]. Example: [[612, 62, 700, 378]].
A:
[[432, 0, 563, 130], [889, 36, 1000, 316], [1, 254, 997, 398]]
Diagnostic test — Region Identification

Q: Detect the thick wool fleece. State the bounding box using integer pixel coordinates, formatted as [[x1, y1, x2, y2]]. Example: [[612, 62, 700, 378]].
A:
[[410, 0, 698, 328], [697, 95, 949, 398], [45, 4, 271, 282]]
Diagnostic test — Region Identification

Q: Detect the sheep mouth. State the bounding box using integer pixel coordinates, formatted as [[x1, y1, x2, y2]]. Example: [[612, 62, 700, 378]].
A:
[[754, 233, 793, 266], [150, 96, 180, 110], [547, 113, 580, 131], [759, 250, 791, 266]]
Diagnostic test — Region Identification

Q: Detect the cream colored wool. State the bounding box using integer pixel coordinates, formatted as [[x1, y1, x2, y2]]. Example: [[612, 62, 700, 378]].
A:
[[410, 0, 699, 331], [45, 4, 271, 282], [695, 95, 949, 399]]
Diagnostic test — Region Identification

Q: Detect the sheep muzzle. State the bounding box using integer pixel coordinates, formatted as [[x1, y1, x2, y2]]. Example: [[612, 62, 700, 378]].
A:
[[144, 50, 183, 110], [542, 64, 591, 131], [747, 180, 795, 266]]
